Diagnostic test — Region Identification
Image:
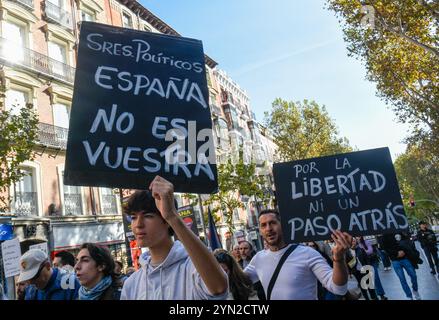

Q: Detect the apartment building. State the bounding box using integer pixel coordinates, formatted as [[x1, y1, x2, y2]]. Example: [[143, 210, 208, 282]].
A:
[[0, 1, 278, 294]]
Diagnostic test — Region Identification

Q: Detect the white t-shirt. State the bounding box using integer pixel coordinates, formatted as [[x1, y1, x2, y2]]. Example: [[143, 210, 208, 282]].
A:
[[244, 244, 347, 300]]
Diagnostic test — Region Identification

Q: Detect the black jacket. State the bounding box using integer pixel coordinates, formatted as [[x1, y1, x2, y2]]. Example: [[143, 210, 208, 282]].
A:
[[381, 233, 423, 268], [380, 234, 407, 261], [416, 229, 438, 249], [99, 282, 122, 300]]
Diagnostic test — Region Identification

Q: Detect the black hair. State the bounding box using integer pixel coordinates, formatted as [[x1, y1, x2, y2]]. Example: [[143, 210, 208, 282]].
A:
[[114, 261, 123, 269], [259, 209, 281, 221], [79, 243, 116, 280], [54, 251, 75, 267], [214, 249, 254, 300], [123, 190, 176, 236]]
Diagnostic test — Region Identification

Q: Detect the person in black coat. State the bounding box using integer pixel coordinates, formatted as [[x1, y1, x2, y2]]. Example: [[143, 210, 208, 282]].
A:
[[416, 221, 439, 275], [380, 233, 421, 299]]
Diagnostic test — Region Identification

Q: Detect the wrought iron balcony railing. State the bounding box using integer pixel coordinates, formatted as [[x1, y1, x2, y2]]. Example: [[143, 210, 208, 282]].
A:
[[44, 0, 73, 31], [13, 192, 37, 217], [14, 0, 34, 10], [37, 122, 68, 150], [209, 104, 222, 116], [64, 193, 83, 216], [101, 195, 118, 215], [0, 37, 75, 83]]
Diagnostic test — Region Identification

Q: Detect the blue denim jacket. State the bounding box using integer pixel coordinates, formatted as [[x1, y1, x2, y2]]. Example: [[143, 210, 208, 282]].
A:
[[25, 268, 79, 300]]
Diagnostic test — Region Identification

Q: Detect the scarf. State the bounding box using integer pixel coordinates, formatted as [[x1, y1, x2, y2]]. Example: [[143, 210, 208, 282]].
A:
[[78, 275, 112, 300]]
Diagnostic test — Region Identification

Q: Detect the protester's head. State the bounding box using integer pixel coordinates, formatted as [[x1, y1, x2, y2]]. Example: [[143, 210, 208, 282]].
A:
[[214, 249, 254, 300], [238, 241, 253, 260], [351, 237, 357, 248], [16, 281, 27, 300], [419, 221, 428, 230], [75, 243, 115, 290], [18, 249, 52, 290], [258, 209, 284, 248], [114, 261, 123, 275], [124, 190, 176, 248], [231, 244, 240, 260], [53, 251, 75, 269]]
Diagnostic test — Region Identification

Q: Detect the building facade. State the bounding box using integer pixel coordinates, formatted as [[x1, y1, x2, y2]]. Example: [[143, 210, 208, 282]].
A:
[[213, 69, 278, 251], [0, 0, 278, 295]]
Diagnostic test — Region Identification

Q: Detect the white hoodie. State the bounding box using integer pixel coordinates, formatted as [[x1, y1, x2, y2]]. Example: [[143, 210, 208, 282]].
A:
[[121, 241, 228, 300]]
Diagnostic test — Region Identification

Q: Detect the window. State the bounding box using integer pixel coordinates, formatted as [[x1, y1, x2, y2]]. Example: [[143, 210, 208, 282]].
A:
[[5, 89, 28, 116], [122, 12, 132, 28], [2, 21, 26, 62], [48, 41, 67, 76], [233, 209, 240, 223], [100, 188, 117, 215], [230, 108, 239, 130], [53, 103, 69, 128], [52, 103, 69, 144], [206, 71, 212, 87], [48, 0, 62, 8], [209, 94, 216, 106], [81, 9, 95, 22], [143, 24, 151, 32], [62, 171, 83, 215], [13, 168, 37, 216]]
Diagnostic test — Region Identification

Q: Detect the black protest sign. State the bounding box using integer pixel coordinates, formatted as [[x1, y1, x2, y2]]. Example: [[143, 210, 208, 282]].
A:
[[64, 22, 217, 193], [273, 147, 408, 243], [177, 205, 199, 236]]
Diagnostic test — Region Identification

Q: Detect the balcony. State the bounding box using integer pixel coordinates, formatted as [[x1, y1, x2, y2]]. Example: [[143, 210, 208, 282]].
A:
[[63, 193, 83, 215], [209, 104, 222, 116], [13, 192, 38, 217], [37, 122, 68, 150], [0, 38, 75, 84], [13, 0, 34, 10], [101, 195, 118, 215], [43, 1, 73, 31]]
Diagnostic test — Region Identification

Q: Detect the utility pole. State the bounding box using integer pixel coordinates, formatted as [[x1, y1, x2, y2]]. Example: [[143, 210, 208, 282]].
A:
[[119, 189, 133, 267], [197, 194, 208, 246]]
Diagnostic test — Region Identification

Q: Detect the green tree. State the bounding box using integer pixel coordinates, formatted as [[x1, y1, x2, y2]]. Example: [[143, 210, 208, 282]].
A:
[[204, 150, 268, 233], [0, 105, 39, 212], [327, 0, 439, 156], [264, 98, 352, 161], [394, 144, 439, 224]]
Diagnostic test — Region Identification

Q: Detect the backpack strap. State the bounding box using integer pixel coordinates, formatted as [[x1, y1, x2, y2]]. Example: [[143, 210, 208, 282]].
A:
[[266, 244, 298, 300]]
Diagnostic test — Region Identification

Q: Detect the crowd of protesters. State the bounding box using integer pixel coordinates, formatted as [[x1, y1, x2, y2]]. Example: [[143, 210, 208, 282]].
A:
[[4, 176, 436, 301]]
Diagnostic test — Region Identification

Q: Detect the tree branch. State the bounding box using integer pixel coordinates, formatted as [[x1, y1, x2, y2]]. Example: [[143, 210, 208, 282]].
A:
[[372, 5, 439, 58], [416, 0, 439, 21]]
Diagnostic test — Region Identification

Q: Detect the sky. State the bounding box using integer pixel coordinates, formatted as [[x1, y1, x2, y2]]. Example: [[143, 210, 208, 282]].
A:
[[140, 0, 410, 160]]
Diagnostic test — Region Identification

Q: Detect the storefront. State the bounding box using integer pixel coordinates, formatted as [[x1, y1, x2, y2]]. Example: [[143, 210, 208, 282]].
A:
[[51, 219, 126, 265], [0, 216, 50, 300]]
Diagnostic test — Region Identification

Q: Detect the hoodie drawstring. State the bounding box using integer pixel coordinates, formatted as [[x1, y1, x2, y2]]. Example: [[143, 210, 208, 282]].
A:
[[160, 268, 164, 299]]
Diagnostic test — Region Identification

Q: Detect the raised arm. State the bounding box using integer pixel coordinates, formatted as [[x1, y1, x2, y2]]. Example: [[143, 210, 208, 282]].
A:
[[149, 176, 228, 296]]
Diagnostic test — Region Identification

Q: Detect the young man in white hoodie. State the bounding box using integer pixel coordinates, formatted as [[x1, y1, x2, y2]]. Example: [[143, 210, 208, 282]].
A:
[[121, 175, 228, 300]]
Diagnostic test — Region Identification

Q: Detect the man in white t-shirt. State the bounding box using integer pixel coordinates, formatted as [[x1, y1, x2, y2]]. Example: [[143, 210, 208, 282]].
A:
[[244, 209, 352, 300]]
